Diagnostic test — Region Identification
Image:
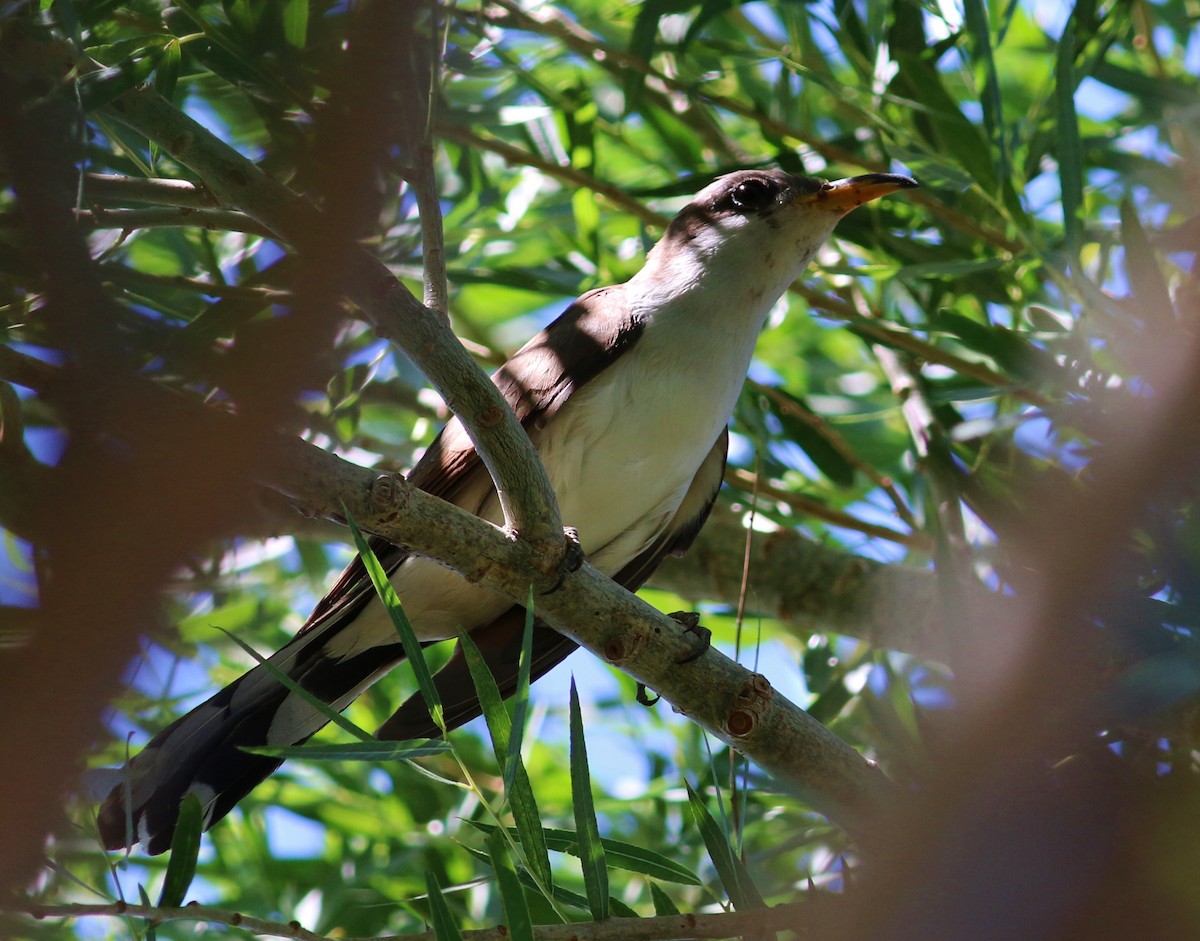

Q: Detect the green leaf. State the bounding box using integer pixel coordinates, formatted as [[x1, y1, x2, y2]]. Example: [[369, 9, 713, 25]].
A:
[[1092, 60, 1197, 109], [649, 882, 681, 916], [1119, 199, 1173, 324], [139, 883, 157, 941], [685, 783, 766, 911], [154, 39, 181, 105], [216, 627, 373, 742], [345, 511, 444, 732], [962, 0, 1008, 187], [466, 823, 703, 884], [157, 794, 203, 907], [569, 678, 608, 920], [1055, 13, 1083, 254], [79, 60, 157, 112], [890, 54, 996, 191], [459, 628, 553, 892], [682, 0, 736, 48], [896, 257, 1009, 279], [505, 593, 536, 792], [425, 871, 466, 941], [281, 0, 308, 48], [763, 389, 856, 488], [486, 828, 535, 941], [934, 310, 1047, 379]]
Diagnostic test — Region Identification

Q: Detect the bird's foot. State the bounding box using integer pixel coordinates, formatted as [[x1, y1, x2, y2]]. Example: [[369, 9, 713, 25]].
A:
[[541, 527, 584, 594], [634, 612, 709, 707], [636, 683, 660, 707], [669, 610, 711, 664]]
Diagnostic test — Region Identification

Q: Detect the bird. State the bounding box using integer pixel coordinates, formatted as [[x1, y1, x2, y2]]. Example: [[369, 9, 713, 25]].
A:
[[98, 167, 917, 854]]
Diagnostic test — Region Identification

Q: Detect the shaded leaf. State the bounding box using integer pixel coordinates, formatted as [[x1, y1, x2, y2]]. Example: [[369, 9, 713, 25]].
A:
[[685, 783, 766, 910], [459, 628, 553, 891], [569, 678, 608, 920], [157, 794, 203, 907]]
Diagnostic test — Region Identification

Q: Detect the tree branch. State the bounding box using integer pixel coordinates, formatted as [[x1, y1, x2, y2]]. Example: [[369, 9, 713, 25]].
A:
[[652, 502, 949, 661], [724, 468, 928, 551], [261, 429, 899, 838], [65, 206, 276, 236], [102, 82, 565, 549], [82, 172, 220, 208], [12, 349, 894, 838], [480, 0, 1024, 255], [440, 127, 1045, 408], [15, 897, 844, 941]]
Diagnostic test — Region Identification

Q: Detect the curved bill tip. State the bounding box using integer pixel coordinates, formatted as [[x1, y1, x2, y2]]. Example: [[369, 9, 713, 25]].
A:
[[802, 172, 919, 213]]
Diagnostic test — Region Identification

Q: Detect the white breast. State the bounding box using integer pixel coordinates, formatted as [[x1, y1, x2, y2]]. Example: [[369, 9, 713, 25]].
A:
[[336, 211, 817, 649]]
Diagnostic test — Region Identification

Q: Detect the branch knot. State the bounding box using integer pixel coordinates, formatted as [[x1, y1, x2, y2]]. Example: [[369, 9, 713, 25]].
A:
[[726, 672, 774, 738], [369, 473, 410, 513]]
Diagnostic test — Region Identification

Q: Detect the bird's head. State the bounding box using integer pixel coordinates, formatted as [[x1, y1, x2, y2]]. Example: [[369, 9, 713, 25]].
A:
[[631, 168, 917, 312]]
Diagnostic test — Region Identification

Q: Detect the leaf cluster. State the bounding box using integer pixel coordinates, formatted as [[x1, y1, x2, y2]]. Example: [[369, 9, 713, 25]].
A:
[[3, 0, 1200, 938]]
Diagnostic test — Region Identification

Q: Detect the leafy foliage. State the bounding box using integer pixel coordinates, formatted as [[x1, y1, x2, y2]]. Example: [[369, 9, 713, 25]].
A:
[[2, 0, 1199, 938]]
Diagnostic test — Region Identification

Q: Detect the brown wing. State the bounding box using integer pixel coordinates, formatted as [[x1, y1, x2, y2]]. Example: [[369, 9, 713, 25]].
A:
[[302, 284, 643, 633], [375, 428, 730, 741]]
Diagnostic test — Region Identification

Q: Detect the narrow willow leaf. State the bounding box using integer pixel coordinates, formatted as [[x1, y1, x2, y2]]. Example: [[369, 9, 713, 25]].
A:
[[345, 510, 443, 732], [1119, 198, 1173, 323], [243, 741, 449, 761], [569, 679, 609, 920], [157, 39, 181, 101], [465, 822, 703, 884], [486, 828, 535, 941], [685, 783, 765, 911], [216, 627, 372, 742], [649, 882, 681, 916], [281, 0, 308, 49], [459, 629, 553, 892], [765, 390, 855, 488], [962, 0, 1008, 185], [1055, 13, 1083, 254], [458, 628, 512, 761], [139, 883, 157, 941], [505, 592, 536, 792], [79, 60, 157, 112], [460, 845, 582, 918], [425, 871, 465, 941], [157, 793, 202, 907]]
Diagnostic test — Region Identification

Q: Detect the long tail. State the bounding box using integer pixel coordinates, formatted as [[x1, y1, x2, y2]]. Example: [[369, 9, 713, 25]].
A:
[[97, 626, 404, 855]]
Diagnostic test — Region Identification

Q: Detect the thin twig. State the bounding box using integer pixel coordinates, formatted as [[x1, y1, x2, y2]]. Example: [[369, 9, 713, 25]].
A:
[[726, 468, 931, 551], [14, 898, 838, 941], [97, 264, 289, 300], [748, 379, 918, 529], [438, 126, 1044, 409], [412, 154, 448, 316], [794, 283, 1049, 408], [102, 84, 565, 546], [65, 206, 277, 237], [409, 4, 449, 317], [852, 285, 974, 668], [482, 0, 1022, 254], [81, 173, 220, 208], [437, 125, 664, 226]]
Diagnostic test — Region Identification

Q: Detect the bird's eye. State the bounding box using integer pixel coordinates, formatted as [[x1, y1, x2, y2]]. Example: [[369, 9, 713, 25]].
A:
[[729, 178, 776, 212]]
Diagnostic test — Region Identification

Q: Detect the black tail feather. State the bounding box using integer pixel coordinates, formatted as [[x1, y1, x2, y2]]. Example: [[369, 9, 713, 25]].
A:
[[98, 642, 404, 854]]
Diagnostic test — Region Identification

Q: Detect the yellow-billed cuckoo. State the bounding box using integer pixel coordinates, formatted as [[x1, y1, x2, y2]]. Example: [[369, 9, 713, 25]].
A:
[[98, 168, 916, 854]]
